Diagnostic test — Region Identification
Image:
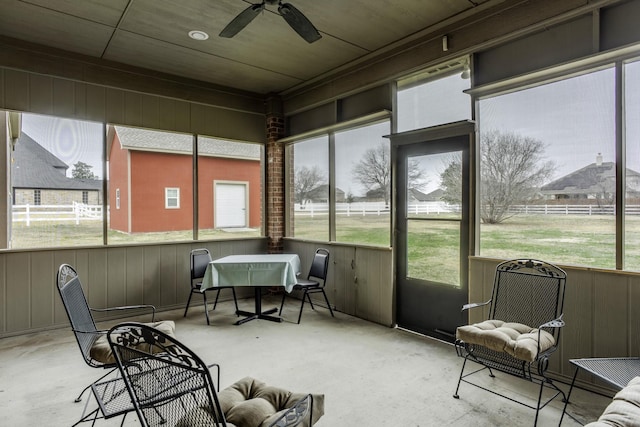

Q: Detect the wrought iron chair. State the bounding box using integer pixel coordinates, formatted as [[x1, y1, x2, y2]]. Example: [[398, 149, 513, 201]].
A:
[[279, 248, 334, 324], [108, 322, 320, 427], [56, 264, 161, 403], [453, 259, 567, 426], [56, 264, 175, 425], [184, 248, 239, 325]]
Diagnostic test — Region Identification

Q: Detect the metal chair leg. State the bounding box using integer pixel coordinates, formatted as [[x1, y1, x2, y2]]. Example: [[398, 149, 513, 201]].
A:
[[279, 292, 287, 315], [231, 288, 239, 315], [203, 291, 210, 325], [183, 290, 195, 317], [306, 292, 315, 310], [533, 380, 544, 427], [453, 355, 469, 399], [321, 290, 335, 317], [74, 368, 115, 402], [297, 290, 308, 324], [213, 289, 222, 310]]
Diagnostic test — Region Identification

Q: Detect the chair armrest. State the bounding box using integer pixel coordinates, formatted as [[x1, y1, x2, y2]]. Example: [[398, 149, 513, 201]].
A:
[[536, 314, 564, 355], [539, 314, 565, 329], [268, 394, 313, 427], [91, 304, 156, 321], [461, 300, 491, 312], [207, 363, 221, 391]]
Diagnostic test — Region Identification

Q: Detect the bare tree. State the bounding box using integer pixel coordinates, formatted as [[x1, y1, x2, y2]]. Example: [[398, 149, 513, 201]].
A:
[[479, 130, 555, 224], [294, 165, 325, 205], [352, 142, 425, 206], [582, 163, 615, 211]]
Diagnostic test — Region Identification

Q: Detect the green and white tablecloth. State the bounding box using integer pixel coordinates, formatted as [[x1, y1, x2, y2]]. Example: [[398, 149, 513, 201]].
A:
[[201, 254, 301, 293]]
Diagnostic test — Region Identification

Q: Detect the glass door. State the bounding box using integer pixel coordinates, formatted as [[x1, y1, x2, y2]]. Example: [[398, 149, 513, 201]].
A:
[[393, 126, 472, 342]]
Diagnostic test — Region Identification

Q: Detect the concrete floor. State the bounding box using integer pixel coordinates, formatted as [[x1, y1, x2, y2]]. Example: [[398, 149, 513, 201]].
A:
[[0, 294, 611, 426]]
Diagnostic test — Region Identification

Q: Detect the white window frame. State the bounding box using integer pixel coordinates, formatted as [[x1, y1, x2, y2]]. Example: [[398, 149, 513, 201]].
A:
[[115, 188, 120, 209], [165, 187, 180, 209]]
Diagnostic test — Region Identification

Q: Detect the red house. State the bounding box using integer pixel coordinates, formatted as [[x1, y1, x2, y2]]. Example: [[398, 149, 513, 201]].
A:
[[107, 125, 262, 233]]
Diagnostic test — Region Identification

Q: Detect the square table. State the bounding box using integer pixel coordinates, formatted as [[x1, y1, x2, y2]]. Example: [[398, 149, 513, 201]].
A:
[[559, 357, 640, 425], [201, 254, 301, 325]]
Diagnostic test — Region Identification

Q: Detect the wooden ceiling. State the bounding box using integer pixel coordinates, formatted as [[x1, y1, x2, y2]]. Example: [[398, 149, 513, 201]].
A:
[[0, 0, 497, 95]]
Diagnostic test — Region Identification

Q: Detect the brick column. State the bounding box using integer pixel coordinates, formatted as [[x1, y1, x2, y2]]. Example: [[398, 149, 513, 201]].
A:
[[265, 96, 285, 254]]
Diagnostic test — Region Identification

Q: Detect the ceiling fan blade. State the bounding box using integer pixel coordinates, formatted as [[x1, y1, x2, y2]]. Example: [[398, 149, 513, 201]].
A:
[[278, 3, 321, 43], [219, 3, 265, 38]]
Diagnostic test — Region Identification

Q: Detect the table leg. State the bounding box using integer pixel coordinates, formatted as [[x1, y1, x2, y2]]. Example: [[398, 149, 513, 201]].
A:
[[559, 365, 580, 426], [235, 287, 283, 325]]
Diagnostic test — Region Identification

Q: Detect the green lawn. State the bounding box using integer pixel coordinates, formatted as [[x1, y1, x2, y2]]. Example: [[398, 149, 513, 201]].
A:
[[293, 213, 640, 273], [9, 213, 640, 273], [9, 221, 261, 248]]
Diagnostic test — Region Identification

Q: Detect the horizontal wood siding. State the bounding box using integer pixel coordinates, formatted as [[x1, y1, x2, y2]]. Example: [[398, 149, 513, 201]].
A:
[[0, 239, 266, 338], [283, 240, 393, 326], [0, 66, 265, 143]]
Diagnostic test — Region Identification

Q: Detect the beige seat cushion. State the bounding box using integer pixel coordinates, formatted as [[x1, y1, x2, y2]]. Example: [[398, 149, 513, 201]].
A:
[[456, 319, 555, 362], [90, 320, 176, 364], [585, 376, 640, 427], [176, 377, 324, 427]]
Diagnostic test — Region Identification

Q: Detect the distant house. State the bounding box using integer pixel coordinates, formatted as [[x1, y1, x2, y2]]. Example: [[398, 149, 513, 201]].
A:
[[108, 126, 261, 233], [540, 154, 640, 201], [11, 133, 102, 205], [409, 188, 444, 202], [306, 184, 345, 203]]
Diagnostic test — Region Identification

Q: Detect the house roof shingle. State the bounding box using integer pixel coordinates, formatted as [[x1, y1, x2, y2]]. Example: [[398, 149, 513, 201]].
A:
[[114, 126, 261, 160], [12, 133, 102, 191], [541, 160, 640, 195]]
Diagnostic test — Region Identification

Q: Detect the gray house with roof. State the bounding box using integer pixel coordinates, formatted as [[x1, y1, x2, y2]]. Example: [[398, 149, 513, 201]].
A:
[[540, 154, 640, 201], [11, 133, 102, 205]]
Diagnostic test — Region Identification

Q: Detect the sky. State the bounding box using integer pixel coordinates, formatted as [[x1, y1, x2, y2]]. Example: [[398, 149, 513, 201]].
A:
[[20, 113, 104, 178], [479, 67, 618, 180]]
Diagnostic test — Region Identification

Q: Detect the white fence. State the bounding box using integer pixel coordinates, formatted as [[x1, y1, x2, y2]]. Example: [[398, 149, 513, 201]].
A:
[[12, 203, 102, 226], [295, 202, 640, 217], [295, 202, 452, 217], [11, 202, 640, 224]]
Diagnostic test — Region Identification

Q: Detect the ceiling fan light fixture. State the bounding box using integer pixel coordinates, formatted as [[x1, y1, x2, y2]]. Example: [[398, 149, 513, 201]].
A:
[[188, 30, 209, 41]]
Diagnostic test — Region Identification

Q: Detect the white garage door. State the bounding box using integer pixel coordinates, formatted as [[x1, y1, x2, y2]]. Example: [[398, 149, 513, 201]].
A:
[[215, 183, 247, 228]]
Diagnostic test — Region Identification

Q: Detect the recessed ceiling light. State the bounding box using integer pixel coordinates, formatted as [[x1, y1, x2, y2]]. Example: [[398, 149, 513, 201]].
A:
[[188, 30, 209, 41]]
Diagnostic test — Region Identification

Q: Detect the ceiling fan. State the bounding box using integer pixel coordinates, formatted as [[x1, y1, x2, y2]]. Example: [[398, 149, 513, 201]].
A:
[[219, 0, 322, 43]]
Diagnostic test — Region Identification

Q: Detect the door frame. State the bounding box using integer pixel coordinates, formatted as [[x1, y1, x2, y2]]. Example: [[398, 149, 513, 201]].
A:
[[213, 180, 249, 228], [389, 120, 476, 340]]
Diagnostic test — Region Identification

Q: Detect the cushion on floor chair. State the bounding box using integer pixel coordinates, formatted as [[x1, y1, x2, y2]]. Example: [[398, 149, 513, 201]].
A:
[[585, 376, 640, 427], [90, 320, 176, 364], [176, 377, 324, 427], [456, 319, 555, 363]]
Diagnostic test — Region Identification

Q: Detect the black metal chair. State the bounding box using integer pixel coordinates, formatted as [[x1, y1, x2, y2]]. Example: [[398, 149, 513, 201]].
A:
[[56, 264, 161, 403], [108, 322, 318, 427], [453, 259, 567, 426], [56, 264, 174, 425], [184, 248, 239, 325], [279, 248, 334, 324]]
